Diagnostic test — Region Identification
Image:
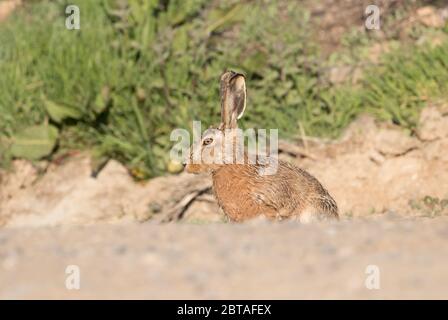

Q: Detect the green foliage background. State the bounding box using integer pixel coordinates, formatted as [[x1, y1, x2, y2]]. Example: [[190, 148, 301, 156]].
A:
[[0, 0, 447, 178]]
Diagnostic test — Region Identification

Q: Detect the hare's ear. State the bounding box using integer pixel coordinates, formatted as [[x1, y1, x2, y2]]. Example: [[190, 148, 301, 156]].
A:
[[220, 71, 246, 129]]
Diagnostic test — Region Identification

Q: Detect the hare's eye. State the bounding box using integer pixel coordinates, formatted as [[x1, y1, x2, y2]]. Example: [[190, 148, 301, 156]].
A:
[[203, 138, 213, 146]]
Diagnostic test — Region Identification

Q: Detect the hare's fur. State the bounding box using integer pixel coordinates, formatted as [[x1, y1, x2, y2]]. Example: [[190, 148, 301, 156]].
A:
[[185, 71, 338, 222], [212, 161, 338, 222]]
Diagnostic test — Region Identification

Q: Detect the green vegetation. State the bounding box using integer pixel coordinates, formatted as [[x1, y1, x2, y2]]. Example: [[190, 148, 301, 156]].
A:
[[409, 196, 448, 217], [0, 0, 447, 178]]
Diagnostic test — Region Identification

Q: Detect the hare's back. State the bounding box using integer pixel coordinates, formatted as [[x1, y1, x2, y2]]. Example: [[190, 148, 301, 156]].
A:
[[257, 161, 339, 219]]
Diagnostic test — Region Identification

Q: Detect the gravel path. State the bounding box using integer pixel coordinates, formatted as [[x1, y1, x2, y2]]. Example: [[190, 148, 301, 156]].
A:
[[1, 216, 448, 299]]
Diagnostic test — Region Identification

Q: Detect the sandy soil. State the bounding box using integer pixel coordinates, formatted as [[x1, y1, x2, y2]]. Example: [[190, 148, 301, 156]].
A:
[[1, 216, 448, 299]]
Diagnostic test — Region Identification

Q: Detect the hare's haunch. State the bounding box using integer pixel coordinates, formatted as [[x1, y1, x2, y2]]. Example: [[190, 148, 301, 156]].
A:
[[185, 71, 338, 222]]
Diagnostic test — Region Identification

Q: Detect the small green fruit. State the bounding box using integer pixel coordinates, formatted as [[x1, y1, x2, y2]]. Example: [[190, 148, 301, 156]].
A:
[[166, 159, 184, 173]]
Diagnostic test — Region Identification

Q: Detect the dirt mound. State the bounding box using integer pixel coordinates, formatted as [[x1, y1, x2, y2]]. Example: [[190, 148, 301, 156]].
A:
[[1, 104, 447, 227], [0, 157, 217, 227], [300, 103, 448, 218]]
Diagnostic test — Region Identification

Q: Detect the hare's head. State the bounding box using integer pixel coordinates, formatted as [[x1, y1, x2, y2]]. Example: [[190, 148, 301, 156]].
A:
[[185, 71, 247, 174]]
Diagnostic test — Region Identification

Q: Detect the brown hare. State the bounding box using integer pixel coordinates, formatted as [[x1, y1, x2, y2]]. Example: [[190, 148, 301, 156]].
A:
[[185, 71, 338, 223]]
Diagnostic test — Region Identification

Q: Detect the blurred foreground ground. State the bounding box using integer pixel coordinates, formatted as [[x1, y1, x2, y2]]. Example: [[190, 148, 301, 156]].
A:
[[1, 216, 448, 299]]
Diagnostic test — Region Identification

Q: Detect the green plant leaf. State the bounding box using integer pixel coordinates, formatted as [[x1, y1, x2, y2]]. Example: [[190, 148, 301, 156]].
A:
[[10, 125, 59, 160], [172, 26, 189, 53], [44, 100, 83, 123], [93, 86, 111, 114]]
